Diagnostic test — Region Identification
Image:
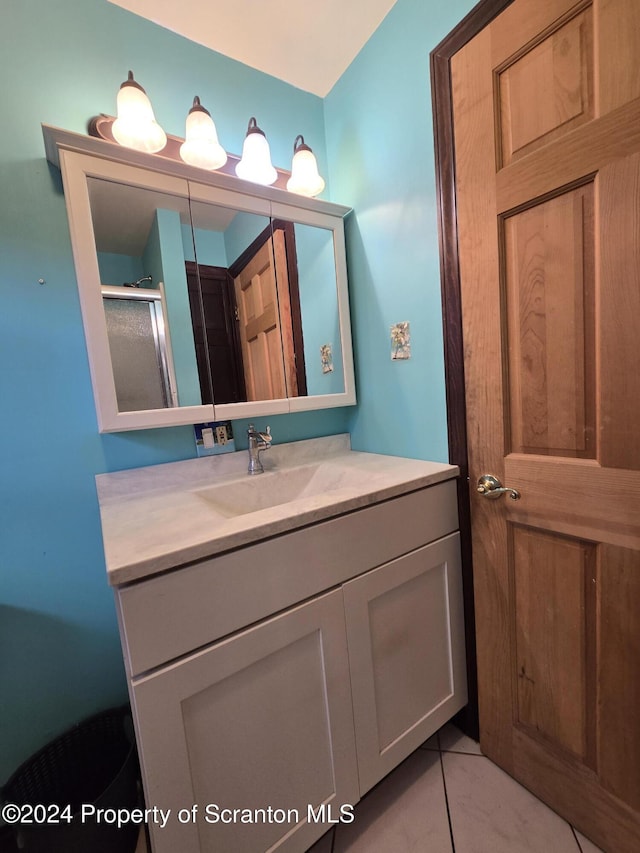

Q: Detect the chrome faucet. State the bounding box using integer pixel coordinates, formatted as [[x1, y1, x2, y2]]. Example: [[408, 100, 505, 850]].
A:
[[247, 424, 272, 474]]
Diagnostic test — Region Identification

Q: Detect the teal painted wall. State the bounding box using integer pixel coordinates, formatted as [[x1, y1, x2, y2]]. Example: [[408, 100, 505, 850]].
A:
[[97, 251, 143, 285], [324, 0, 476, 461], [0, 0, 346, 784], [149, 209, 202, 406], [141, 215, 164, 296], [189, 227, 227, 267], [294, 223, 344, 396], [223, 211, 270, 267]]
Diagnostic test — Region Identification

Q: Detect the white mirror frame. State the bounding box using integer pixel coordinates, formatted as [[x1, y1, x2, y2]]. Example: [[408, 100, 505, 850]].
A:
[[43, 125, 356, 432]]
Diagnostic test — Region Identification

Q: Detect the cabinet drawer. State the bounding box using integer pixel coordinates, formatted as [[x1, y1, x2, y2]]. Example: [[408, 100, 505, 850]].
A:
[[117, 480, 458, 676]]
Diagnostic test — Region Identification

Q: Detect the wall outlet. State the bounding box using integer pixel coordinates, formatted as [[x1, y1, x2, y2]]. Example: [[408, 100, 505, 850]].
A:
[[194, 421, 235, 456]]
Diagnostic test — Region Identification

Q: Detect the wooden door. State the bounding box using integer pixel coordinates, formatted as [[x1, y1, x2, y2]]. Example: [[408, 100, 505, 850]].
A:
[[271, 222, 307, 398], [186, 262, 246, 404], [451, 0, 640, 850], [233, 238, 288, 401], [229, 221, 307, 401]]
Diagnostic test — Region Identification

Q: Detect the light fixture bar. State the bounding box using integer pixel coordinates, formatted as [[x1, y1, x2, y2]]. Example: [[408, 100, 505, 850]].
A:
[[88, 114, 292, 191]]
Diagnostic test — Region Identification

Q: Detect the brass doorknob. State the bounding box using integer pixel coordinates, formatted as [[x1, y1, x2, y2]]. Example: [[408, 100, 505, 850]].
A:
[[477, 474, 521, 501]]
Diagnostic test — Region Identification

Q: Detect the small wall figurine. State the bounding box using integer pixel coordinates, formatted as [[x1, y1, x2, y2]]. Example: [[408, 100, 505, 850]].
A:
[[320, 343, 334, 374], [391, 321, 411, 360]]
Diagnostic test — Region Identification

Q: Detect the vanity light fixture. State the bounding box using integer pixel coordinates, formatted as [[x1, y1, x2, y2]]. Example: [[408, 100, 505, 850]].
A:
[[235, 117, 277, 186], [111, 71, 167, 154], [286, 135, 326, 197], [88, 85, 306, 192], [179, 96, 227, 170]]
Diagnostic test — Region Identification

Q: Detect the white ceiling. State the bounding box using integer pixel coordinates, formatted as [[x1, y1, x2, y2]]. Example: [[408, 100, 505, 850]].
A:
[[108, 0, 399, 97]]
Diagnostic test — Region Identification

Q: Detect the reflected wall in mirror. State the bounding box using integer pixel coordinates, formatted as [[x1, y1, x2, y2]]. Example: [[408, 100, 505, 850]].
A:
[[88, 177, 210, 412], [275, 219, 344, 397]]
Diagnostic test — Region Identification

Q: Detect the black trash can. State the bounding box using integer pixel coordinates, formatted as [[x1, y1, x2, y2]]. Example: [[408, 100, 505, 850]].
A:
[[2, 706, 141, 853]]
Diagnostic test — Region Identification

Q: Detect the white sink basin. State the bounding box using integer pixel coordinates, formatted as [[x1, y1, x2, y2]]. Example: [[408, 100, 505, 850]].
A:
[[194, 461, 372, 518]]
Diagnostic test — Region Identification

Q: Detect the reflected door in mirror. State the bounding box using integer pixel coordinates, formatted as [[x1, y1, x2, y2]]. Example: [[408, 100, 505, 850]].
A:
[[231, 236, 289, 401], [190, 205, 309, 405], [186, 263, 246, 405]]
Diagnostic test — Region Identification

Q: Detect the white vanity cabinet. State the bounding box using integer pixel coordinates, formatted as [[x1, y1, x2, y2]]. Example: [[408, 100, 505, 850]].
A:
[[112, 476, 466, 853], [343, 533, 465, 794], [130, 589, 358, 853]]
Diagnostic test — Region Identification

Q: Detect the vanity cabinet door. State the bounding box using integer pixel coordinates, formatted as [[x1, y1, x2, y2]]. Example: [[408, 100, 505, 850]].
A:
[[132, 588, 358, 853], [343, 533, 467, 795]]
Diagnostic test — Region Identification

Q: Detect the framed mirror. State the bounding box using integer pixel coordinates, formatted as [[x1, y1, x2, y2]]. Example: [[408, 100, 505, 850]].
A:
[[49, 127, 355, 432], [58, 151, 216, 431]]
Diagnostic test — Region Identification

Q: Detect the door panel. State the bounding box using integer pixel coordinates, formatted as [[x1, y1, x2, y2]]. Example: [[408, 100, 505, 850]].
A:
[[233, 239, 287, 401], [512, 526, 596, 764], [497, 6, 594, 166], [503, 184, 596, 457], [452, 0, 640, 849]]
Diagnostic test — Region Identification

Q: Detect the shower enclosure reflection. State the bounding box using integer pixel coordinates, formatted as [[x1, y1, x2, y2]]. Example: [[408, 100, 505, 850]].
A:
[[89, 177, 208, 413], [102, 284, 174, 411]]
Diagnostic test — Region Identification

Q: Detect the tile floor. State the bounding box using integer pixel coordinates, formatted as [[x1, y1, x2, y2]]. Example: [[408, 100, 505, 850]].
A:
[[136, 723, 606, 853]]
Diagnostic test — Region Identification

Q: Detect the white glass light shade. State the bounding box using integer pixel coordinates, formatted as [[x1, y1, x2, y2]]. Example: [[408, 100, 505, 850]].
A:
[[235, 118, 277, 186], [286, 136, 325, 197], [180, 97, 227, 170], [111, 71, 167, 154]]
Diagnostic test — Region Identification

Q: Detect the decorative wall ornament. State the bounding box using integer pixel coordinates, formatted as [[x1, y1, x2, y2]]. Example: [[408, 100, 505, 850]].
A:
[[391, 322, 411, 360], [320, 344, 334, 373]]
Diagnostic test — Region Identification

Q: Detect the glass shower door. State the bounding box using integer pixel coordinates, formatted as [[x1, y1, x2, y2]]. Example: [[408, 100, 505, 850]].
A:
[[102, 287, 174, 412]]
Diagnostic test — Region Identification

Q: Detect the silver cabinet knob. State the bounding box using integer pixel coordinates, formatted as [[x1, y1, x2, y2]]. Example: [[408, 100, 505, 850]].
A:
[[477, 474, 521, 501]]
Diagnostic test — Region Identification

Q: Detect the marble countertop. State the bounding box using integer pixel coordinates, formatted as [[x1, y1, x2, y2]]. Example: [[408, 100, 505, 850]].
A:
[[96, 434, 459, 586]]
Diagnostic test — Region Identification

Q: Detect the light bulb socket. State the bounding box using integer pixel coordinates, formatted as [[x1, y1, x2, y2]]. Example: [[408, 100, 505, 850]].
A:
[[189, 96, 211, 117], [293, 134, 312, 154], [120, 70, 146, 94], [246, 117, 266, 138]]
